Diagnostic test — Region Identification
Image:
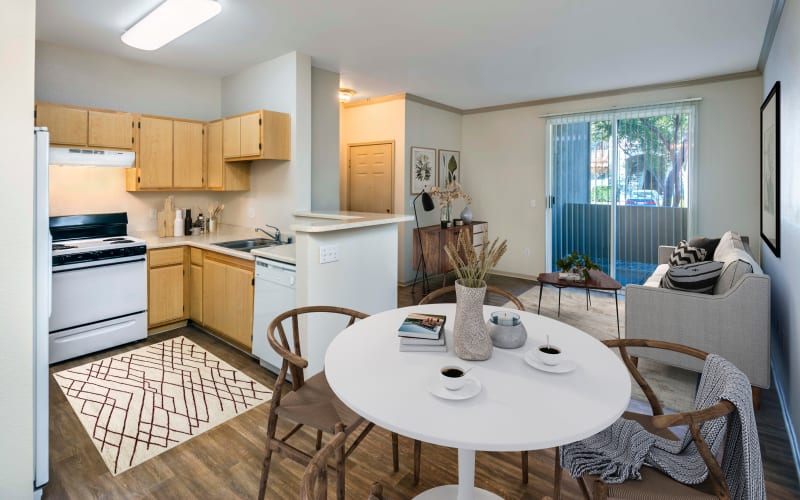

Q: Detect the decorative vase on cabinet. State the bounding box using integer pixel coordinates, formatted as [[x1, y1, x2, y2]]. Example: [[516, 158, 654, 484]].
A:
[[460, 205, 473, 224], [440, 203, 451, 228]]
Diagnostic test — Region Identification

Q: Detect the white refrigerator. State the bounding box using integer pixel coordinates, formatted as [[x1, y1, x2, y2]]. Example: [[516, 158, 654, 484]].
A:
[[33, 127, 50, 495]]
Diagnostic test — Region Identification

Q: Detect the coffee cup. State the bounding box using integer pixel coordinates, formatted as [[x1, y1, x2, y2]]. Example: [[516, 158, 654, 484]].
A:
[[440, 365, 468, 390], [537, 344, 563, 366]]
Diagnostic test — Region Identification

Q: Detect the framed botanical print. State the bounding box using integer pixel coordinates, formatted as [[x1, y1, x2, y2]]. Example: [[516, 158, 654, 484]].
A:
[[760, 81, 780, 257], [438, 149, 460, 186], [411, 146, 436, 194]]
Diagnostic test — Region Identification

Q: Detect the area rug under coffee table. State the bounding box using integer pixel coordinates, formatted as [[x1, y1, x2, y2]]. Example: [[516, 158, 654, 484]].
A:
[[53, 336, 272, 475]]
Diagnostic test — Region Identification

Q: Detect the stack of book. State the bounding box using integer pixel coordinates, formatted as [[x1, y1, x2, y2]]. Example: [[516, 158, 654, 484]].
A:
[[398, 312, 447, 352]]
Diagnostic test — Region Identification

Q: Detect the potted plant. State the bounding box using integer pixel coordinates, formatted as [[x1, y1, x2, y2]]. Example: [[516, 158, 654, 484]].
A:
[[444, 230, 508, 360], [556, 251, 599, 281]]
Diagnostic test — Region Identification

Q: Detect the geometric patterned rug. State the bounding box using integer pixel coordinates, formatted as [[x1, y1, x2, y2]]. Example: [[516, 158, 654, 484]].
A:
[[53, 336, 272, 475]]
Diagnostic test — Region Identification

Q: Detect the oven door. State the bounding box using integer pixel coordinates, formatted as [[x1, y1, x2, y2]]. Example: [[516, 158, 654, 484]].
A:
[[50, 257, 147, 332]]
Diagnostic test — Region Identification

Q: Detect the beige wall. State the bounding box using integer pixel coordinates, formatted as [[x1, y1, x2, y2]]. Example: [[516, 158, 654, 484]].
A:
[[0, 1, 35, 496], [462, 75, 763, 278]]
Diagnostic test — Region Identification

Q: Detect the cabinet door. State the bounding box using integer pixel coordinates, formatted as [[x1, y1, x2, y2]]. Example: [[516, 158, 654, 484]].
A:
[[206, 120, 223, 188], [202, 258, 227, 333], [190, 263, 203, 324], [88, 110, 134, 149], [139, 116, 173, 188], [223, 117, 241, 158], [173, 120, 204, 188], [240, 112, 261, 157], [149, 264, 184, 326], [224, 265, 254, 350], [36, 103, 87, 146]]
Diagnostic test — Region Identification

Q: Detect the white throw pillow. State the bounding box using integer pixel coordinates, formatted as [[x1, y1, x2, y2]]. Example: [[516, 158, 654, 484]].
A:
[[713, 231, 744, 261]]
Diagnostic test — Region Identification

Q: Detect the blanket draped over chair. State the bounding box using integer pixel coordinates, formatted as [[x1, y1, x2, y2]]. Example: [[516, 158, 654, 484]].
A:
[[560, 354, 765, 500]]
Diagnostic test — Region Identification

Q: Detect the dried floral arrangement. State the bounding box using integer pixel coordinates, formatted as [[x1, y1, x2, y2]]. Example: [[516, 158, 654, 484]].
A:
[[208, 202, 224, 220], [429, 181, 472, 207], [444, 230, 508, 288]]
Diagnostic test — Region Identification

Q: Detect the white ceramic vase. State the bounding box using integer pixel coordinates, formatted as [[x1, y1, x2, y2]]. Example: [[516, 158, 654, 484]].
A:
[[460, 205, 473, 224]]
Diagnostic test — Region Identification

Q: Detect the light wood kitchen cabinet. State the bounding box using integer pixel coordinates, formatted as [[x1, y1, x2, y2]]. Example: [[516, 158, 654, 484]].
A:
[[222, 110, 291, 161], [35, 103, 88, 146], [207, 120, 250, 191], [202, 252, 254, 350], [138, 116, 174, 189], [173, 119, 205, 188], [35, 102, 135, 150], [88, 110, 134, 149], [148, 247, 188, 328], [189, 248, 203, 324]]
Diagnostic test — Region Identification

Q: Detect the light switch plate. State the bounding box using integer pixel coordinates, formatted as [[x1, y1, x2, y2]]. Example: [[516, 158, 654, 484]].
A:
[[320, 244, 340, 264]]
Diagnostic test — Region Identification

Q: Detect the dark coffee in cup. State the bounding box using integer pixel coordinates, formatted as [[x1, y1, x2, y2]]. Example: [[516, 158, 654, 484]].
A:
[[538, 346, 561, 355], [442, 367, 465, 378]]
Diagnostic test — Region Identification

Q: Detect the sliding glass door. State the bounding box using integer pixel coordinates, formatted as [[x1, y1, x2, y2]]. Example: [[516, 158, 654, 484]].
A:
[[546, 102, 696, 286]]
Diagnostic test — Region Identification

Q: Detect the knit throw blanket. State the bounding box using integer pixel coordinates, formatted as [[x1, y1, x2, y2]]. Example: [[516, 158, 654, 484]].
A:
[[560, 354, 765, 500]]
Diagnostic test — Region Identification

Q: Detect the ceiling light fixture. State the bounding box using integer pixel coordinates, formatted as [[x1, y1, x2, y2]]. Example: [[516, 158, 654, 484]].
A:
[[121, 0, 222, 51], [338, 88, 356, 103]]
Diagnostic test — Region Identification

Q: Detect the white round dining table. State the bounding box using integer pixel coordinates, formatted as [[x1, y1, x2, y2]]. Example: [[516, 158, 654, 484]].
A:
[[324, 304, 631, 500]]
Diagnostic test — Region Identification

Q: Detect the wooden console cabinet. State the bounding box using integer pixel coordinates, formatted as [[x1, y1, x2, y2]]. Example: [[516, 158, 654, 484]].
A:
[[412, 222, 488, 276]]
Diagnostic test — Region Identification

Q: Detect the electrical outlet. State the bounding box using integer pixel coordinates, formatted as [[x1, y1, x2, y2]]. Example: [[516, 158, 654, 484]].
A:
[[319, 244, 340, 264], [530, 199, 537, 208], [524, 247, 531, 256], [248, 207, 255, 219]]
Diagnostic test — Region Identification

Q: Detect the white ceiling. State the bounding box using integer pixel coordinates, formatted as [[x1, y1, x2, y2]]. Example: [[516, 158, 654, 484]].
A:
[[36, 0, 772, 110]]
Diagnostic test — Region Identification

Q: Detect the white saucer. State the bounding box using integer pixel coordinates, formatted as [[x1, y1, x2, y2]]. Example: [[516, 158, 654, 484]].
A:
[[524, 350, 577, 374], [427, 376, 482, 400]]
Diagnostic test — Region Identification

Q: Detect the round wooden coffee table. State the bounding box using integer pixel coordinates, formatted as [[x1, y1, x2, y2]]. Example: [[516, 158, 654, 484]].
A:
[[536, 269, 622, 337]]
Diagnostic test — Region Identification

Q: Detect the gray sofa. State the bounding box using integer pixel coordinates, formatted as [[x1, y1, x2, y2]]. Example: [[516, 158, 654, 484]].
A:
[[625, 232, 771, 391]]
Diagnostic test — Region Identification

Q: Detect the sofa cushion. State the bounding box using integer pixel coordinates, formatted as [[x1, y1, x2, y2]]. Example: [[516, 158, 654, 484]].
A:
[[668, 240, 707, 266], [714, 231, 744, 260], [660, 261, 724, 294], [688, 237, 721, 262], [713, 259, 754, 295]]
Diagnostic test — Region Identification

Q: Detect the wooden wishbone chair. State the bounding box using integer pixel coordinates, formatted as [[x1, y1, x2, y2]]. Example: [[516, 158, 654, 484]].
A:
[[556, 338, 737, 500], [300, 423, 384, 500], [417, 286, 530, 485], [257, 306, 399, 500]]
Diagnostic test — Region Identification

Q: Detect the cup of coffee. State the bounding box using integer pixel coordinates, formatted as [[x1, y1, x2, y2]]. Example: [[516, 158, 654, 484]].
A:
[[537, 344, 563, 366], [440, 365, 467, 390]]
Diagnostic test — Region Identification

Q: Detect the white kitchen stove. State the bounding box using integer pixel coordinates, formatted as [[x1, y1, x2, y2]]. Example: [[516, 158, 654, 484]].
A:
[[49, 213, 148, 363]]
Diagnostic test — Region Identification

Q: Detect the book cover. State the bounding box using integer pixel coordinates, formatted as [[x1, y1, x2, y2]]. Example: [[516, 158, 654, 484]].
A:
[[397, 313, 447, 339], [398, 334, 448, 352], [400, 334, 446, 346]]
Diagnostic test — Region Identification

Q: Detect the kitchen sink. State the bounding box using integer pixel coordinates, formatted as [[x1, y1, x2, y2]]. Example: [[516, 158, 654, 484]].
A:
[[213, 238, 283, 252]]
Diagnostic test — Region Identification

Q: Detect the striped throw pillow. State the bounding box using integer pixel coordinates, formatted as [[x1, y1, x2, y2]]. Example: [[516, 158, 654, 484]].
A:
[[668, 240, 707, 266], [661, 261, 724, 294]]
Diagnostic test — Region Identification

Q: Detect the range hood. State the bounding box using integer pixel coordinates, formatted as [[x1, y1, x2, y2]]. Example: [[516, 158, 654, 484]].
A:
[[49, 147, 135, 167]]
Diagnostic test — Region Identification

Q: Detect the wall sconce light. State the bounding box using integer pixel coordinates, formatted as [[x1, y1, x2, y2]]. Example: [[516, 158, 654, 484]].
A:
[[338, 88, 356, 103]]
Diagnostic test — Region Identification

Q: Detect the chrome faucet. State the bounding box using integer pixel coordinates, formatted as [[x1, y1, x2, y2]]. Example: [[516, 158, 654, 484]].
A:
[[256, 224, 281, 243]]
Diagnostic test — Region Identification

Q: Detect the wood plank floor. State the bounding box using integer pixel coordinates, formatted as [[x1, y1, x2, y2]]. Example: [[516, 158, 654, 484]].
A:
[[44, 275, 799, 499]]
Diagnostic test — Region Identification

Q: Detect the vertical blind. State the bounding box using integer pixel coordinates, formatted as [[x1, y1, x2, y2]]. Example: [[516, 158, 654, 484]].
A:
[[546, 101, 698, 286]]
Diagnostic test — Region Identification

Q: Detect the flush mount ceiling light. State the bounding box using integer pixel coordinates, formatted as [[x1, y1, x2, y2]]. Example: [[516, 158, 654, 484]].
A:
[[121, 0, 222, 51], [338, 88, 356, 103]]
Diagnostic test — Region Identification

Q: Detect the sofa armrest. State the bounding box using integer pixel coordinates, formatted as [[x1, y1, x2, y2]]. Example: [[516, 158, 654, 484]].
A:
[[658, 246, 676, 265], [625, 273, 771, 388]]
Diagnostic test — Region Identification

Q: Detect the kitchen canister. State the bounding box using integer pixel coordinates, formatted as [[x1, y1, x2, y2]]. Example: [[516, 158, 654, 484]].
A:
[[487, 311, 527, 349]]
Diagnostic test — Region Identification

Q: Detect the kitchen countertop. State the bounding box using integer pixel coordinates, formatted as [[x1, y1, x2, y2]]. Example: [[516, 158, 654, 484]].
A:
[[132, 225, 296, 265], [291, 211, 413, 233]]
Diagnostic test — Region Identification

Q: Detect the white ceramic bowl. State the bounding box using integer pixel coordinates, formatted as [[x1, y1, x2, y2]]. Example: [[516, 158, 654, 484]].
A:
[[440, 365, 468, 390], [536, 345, 564, 366]]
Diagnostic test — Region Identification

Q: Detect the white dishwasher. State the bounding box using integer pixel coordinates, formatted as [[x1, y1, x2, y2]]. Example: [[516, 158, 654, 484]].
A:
[[252, 257, 296, 374]]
